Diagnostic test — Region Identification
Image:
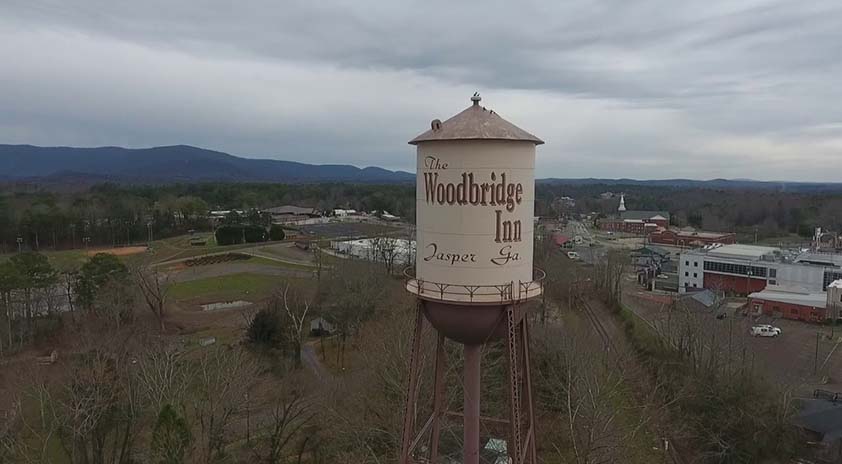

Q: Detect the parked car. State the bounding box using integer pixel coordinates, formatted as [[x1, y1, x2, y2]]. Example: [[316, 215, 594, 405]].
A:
[[750, 325, 781, 337], [755, 324, 782, 335]]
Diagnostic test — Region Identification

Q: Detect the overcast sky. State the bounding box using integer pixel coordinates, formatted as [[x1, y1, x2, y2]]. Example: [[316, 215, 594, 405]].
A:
[[1, 1, 841, 181]]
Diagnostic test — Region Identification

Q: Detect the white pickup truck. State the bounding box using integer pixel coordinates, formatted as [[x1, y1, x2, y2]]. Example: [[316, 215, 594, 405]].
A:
[[750, 325, 782, 337]]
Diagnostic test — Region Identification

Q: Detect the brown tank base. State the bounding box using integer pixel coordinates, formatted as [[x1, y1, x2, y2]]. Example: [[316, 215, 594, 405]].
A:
[[421, 300, 510, 345]]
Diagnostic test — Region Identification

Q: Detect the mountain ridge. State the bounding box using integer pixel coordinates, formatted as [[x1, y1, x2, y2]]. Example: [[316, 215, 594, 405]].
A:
[[3, 144, 842, 191], [0, 144, 414, 184]]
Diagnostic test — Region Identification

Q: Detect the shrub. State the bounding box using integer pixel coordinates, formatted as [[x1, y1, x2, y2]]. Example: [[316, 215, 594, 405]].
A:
[[151, 404, 191, 464], [269, 225, 286, 241], [247, 308, 284, 348], [215, 225, 244, 245], [243, 225, 267, 243], [215, 225, 268, 245]]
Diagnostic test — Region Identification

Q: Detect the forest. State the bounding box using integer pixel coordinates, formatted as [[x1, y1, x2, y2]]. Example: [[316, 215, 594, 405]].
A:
[[3, 180, 842, 254]]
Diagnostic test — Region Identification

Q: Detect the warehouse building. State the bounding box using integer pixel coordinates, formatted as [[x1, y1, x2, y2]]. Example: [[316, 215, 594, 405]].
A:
[[748, 287, 828, 322], [648, 229, 737, 247], [678, 244, 842, 296]]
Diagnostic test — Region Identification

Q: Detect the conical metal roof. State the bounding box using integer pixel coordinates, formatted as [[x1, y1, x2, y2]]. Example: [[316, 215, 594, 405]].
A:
[[409, 95, 543, 145]]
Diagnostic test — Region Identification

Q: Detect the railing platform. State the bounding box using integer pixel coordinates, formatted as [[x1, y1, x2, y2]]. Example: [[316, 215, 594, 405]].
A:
[[404, 267, 545, 305]]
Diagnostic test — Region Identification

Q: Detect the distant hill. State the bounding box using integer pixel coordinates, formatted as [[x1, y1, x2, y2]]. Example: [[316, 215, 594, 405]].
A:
[[2, 144, 841, 191], [0, 144, 414, 184]]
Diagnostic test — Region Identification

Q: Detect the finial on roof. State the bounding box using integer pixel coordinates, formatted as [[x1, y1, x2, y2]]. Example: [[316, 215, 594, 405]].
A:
[[471, 92, 481, 105]]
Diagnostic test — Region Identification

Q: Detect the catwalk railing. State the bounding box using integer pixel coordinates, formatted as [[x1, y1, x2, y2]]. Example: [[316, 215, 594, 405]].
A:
[[404, 267, 545, 304]]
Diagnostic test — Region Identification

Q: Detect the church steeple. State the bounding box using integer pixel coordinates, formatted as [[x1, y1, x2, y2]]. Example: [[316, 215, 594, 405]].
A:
[[618, 193, 627, 212]]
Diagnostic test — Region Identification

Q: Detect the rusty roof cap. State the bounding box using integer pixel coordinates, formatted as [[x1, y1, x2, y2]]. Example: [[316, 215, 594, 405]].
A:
[[409, 94, 544, 145]]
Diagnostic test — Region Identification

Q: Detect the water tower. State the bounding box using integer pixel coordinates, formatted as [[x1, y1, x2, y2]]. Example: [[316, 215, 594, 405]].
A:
[[400, 94, 545, 464]]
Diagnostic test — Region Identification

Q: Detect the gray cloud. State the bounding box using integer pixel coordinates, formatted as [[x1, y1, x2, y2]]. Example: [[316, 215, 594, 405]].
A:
[[0, 0, 841, 180]]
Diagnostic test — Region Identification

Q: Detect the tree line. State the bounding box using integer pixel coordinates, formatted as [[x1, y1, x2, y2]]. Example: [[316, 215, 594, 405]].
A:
[[536, 183, 842, 240], [0, 182, 415, 253]]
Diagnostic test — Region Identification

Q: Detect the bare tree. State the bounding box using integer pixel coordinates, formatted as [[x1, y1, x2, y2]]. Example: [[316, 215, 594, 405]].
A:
[[592, 249, 628, 307], [134, 266, 169, 331], [0, 386, 59, 464], [257, 391, 313, 464], [321, 260, 384, 368], [192, 346, 259, 463], [536, 323, 659, 464], [40, 348, 142, 464], [370, 235, 400, 275], [280, 284, 311, 369], [135, 340, 191, 413]]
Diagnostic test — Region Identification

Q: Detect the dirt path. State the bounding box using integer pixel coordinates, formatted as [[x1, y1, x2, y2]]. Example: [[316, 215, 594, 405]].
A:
[[302, 342, 333, 383]]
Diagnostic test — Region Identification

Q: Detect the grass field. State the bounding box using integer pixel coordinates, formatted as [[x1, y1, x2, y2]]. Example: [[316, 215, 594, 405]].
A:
[[167, 272, 285, 302], [0, 247, 91, 272], [245, 255, 315, 271], [0, 232, 297, 270]]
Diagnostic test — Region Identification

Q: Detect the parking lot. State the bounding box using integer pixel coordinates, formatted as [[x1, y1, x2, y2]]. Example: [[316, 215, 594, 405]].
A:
[[297, 221, 405, 239], [623, 283, 842, 395]]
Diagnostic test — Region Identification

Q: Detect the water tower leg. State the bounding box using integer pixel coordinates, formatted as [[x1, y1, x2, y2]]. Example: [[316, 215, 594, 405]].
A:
[[400, 306, 425, 464], [506, 305, 523, 461], [430, 332, 447, 463], [463, 344, 482, 464], [521, 319, 537, 464]]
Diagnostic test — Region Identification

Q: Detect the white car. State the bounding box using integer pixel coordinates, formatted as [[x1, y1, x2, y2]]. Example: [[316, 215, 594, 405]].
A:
[[750, 325, 781, 337], [755, 324, 782, 335], [566, 251, 580, 260]]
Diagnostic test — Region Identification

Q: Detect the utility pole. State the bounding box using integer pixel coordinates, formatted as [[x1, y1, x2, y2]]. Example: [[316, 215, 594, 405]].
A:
[[245, 392, 251, 445], [746, 269, 753, 297], [814, 331, 820, 376]]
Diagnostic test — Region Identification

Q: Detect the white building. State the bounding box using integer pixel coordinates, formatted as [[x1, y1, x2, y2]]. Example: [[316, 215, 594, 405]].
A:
[[333, 209, 358, 217], [332, 238, 415, 267], [828, 280, 842, 320], [679, 244, 842, 295]]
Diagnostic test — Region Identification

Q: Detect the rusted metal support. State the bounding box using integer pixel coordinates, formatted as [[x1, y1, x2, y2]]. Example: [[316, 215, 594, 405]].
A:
[[463, 344, 482, 464], [506, 304, 523, 462], [521, 319, 537, 464], [400, 304, 425, 464], [429, 332, 447, 463]]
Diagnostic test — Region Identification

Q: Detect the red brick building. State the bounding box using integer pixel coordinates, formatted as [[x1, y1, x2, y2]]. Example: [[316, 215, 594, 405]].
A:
[[598, 211, 670, 235], [649, 229, 737, 247], [704, 272, 767, 295], [748, 288, 828, 322]]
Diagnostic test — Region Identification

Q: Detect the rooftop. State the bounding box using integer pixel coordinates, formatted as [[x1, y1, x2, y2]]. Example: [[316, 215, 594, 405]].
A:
[[749, 287, 827, 308], [409, 95, 543, 145], [661, 229, 735, 239], [794, 252, 842, 268], [620, 210, 671, 221], [698, 244, 780, 260], [681, 289, 719, 308], [265, 205, 316, 215], [794, 400, 842, 440]]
